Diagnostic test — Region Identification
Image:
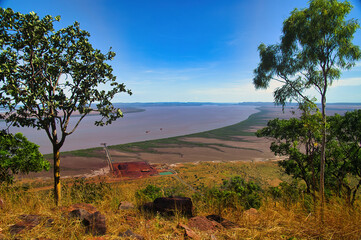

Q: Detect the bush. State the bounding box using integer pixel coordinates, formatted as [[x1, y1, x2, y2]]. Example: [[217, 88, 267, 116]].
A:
[[135, 184, 163, 203], [0, 131, 50, 184], [199, 176, 262, 212], [68, 177, 111, 203], [268, 180, 302, 208]]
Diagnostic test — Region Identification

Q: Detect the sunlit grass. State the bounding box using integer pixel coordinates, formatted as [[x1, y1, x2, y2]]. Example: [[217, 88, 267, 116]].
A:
[[1, 161, 360, 239]]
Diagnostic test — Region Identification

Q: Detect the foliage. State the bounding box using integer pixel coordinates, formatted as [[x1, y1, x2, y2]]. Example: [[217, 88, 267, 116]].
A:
[[258, 108, 361, 205], [66, 177, 111, 203], [253, 0, 361, 212], [135, 184, 164, 203], [201, 176, 262, 212], [0, 131, 49, 184], [270, 181, 301, 206], [0, 8, 131, 204], [327, 110, 361, 205], [257, 104, 322, 193], [253, 0, 360, 105]]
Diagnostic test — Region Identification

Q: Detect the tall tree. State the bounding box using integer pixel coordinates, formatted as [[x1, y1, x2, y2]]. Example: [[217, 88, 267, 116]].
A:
[[0, 8, 131, 205], [253, 0, 360, 218]]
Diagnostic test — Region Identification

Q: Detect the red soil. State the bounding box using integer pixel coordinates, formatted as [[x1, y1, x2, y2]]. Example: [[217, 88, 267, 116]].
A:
[[111, 161, 158, 179]]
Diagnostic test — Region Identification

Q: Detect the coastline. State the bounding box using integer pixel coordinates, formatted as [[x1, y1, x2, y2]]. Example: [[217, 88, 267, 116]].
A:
[[3, 104, 259, 154], [13, 103, 361, 179]]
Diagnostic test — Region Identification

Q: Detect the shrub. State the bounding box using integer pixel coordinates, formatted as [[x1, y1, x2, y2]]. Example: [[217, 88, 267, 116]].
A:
[[268, 180, 302, 208], [68, 177, 111, 203], [135, 184, 163, 203], [199, 176, 262, 212]]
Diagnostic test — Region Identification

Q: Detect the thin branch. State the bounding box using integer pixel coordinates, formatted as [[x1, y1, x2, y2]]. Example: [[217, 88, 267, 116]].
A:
[[64, 112, 88, 136]]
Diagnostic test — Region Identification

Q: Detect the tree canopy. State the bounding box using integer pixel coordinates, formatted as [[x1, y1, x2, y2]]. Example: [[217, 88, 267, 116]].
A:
[[254, 0, 360, 105], [253, 0, 360, 217], [257, 107, 361, 205], [0, 8, 131, 205], [0, 131, 49, 184]]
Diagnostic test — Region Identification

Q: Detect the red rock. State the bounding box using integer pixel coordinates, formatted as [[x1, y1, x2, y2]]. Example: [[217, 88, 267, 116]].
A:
[[9, 215, 47, 235], [69, 203, 98, 213], [206, 215, 239, 229], [67, 204, 106, 236], [243, 208, 259, 221], [177, 223, 201, 240], [188, 216, 223, 232]]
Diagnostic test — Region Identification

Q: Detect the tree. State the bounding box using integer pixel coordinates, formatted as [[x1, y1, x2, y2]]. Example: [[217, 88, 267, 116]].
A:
[[0, 131, 50, 184], [257, 103, 322, 194], [253, 0, 360, 217], [0, 8, 131, 205], [328, 110, 361, 205], [257, 109, 361, 206]]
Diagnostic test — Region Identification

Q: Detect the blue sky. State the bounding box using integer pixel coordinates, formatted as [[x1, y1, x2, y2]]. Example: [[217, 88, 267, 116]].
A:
[[1, 0, 361, 103]]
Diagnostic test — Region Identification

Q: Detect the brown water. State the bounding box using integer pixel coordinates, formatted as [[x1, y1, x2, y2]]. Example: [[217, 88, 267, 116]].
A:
[[2, 105, 258, 154]]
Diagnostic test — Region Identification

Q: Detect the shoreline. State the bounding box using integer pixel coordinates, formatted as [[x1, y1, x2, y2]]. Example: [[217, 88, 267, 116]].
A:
[[4, 104, 259, 154], [25, 107, 272, 179], [17, 103, 361, 179]]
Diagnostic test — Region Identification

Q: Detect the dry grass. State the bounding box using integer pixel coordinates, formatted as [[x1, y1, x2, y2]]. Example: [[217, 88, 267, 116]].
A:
[[1, 161, 360, 239]]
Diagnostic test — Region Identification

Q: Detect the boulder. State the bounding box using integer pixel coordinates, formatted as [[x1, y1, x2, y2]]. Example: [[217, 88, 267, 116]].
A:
[[188, 216, 223, 232], [88, 212, 107, 236], [69, 208, 92, 222], [9, 214, 51, 235], [243, 208, 259, 221], [140, 202, 154, 213], [118, 201, 134, 210], [68, 204, 106, 236], [206, 215, 239, 229], [177, 223, 201, 240], [244, 208, 258, 215], [153, 197, 193, 217]]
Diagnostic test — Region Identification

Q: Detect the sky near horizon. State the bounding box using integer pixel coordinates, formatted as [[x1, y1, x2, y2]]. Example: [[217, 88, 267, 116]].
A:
[[1, 0, 361, 103]]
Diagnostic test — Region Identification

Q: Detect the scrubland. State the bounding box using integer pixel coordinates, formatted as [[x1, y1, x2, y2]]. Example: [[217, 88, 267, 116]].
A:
[[1, 161, 360, 239]]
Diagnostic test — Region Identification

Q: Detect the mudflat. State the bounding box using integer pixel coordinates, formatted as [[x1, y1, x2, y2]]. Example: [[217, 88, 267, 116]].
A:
[[5, 105, 258, 154], [19, 104, 361, 179]]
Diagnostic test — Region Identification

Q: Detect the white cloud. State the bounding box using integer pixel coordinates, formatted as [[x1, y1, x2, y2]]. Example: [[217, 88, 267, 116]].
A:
[[331, 77, 361, 87]]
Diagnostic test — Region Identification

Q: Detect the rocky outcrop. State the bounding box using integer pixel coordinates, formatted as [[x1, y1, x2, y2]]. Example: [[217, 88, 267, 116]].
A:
[[67, 204, 106, 236], [142, 197, 193, 217], [206, 214, 239, 229], [177, 223, 201, 240], [118, 201, 134, 210], [188, 216, 223, 232], [9, 214, 53, 235], [177, 215, 239, 239]]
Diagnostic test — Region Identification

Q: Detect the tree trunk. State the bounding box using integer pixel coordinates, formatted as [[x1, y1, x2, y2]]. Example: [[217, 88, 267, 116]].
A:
[[319, 94, 326, 222], [53, 146, 61, 206]]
